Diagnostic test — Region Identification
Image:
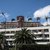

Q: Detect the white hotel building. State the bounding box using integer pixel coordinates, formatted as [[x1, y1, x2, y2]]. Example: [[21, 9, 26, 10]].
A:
[[0, 16, 50, 46]]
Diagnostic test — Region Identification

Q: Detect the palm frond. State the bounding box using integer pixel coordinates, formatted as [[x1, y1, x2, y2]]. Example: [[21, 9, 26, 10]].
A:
[[15, 28, 36, 44]]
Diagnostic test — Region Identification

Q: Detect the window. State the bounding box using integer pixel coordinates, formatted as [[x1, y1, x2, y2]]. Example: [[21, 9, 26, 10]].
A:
[[10, 36, 14, 38], [45, 34, 49, 37], [6, 31, 10, 33], [38, 30, 41, 32], [11, 31, 15, 33], [5, 36, 9, 38], [36, 34, 43, 37], [44, 29, 49, 32], [1, 32, 5, 34], [33, 30, 38, 33]]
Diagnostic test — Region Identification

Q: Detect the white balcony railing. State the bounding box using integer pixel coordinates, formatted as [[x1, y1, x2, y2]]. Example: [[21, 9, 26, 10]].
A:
[[34, 37, 50, 40], [4, 34, 15, 36], [34, 32, 42, 34], [6, 38, 15, 41], [34, 32, 49, 35], [36, 42, 50, 45]]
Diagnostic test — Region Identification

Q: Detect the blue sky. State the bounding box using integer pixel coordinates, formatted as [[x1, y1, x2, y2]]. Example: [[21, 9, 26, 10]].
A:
[[0, 0, 50, 22]]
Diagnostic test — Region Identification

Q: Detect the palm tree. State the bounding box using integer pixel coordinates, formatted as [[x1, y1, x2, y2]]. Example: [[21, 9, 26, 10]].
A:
[[11, 18, 15, 22], [0, 33, 9, 50], [4, 39, 9, 50], [0, 33, 4, 50], [45, 16, 48, 22], [36, 17, 40, 27], [45, 16, 49, 26], [0, 33, 3, 39], [15, 28, 35, 50], [36, 17, 40, 22]]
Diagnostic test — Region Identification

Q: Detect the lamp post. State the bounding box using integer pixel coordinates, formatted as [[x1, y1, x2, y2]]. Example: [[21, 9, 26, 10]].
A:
[[2, 12, 7, 29], [2, 12, 9, 50]]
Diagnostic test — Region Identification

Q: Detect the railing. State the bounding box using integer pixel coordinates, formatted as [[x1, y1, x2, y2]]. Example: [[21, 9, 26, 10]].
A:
[[34, 37, 50, 40], [6, 38, 15, 41], [36, 42, 50, 45], [4, 33, 15, 36]]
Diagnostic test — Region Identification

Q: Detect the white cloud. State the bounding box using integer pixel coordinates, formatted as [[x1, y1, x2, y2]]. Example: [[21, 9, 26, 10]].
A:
[[41, 22, 48, 26], [0, 11, 3, 17], [25, 16, 28, 21], [4, 13, 10, 18], [41, 18, 50, 26], [34, 5, 50, 18], [41, 21, 50, 26], [0, 12, 10, 22]]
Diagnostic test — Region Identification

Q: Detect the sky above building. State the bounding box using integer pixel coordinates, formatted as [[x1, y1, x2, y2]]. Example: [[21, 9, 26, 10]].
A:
[[0, 0, 50, 23]]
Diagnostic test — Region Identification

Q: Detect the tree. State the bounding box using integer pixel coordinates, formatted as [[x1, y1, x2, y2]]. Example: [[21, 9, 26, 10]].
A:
[[36, 17, 40, 22], [0, 33, 9, 50], [36, 17, 40, 27], [45, 16, 49, 26], [4, 39, 9, 50], [11, 18, 15, 21], [45, 16, 48, 22], [0, 33, 4, 50], [15, 28, 36, 50]]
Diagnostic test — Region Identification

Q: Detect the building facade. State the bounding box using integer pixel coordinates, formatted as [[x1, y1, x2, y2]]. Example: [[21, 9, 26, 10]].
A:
[[0, 16, 50, 47]]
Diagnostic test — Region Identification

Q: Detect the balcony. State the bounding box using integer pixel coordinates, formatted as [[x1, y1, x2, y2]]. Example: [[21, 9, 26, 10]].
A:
[[4, 33, 15, 36], [36, 42, 50, 45], [34, 37, 50, 40], [6, 38, 15, 41]]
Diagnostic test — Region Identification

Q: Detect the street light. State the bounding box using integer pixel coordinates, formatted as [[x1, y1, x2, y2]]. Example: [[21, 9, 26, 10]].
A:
[[2, 12, 8, 50], [2, 12, 7, 29]]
